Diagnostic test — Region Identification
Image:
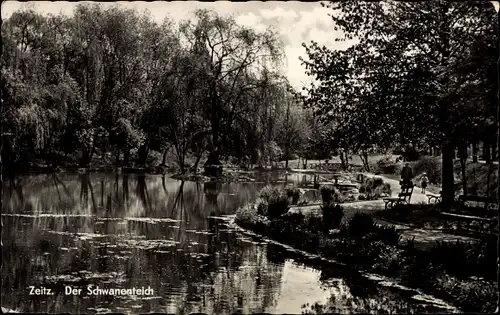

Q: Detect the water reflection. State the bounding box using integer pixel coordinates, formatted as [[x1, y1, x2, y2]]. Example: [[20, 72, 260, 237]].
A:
[[2, 173, 455, 314]]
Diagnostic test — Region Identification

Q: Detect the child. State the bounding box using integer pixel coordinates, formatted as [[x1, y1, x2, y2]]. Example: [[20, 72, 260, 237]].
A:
[[420, 172, 429, 194]]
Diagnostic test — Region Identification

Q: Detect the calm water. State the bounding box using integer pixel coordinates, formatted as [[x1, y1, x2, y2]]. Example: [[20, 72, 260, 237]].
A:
[[2, 172, 456, 314]]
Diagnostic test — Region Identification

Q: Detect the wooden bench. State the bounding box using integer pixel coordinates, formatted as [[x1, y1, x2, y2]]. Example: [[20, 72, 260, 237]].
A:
[[383, 184, 415, 210], [458, 195, 498, 210], [426, 191, 442, 204], [440, 212, 496, 234]]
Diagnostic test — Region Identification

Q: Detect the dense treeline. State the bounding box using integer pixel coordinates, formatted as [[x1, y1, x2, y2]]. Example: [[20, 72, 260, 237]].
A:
[[1, 4, 313, 173], [300, 1, 499, 210]]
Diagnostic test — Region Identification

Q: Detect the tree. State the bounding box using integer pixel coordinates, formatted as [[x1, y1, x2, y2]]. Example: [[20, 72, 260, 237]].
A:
[[301, 1, 498, 211], [179, 9, 285, 163]]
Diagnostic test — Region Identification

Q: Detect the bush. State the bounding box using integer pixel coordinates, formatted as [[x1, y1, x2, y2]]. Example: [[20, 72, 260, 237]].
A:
[[319, 185, 343, 203], [268, 219, 320, 252], [375, 156, 401, 174], [235, 203, 269, 231], [413, 156, 441, 184], [258, 186, 290, 219], [321, 202, 344, 231], [281, 211, 306, 226], [303, 212, 325, 232], [427, 240, 496, 280], [341, 213, 376, 237], [358, 177, 391, 200], [402, 147, 421, 161], [375, 225, 401, 246], [284, 187, 301, 205]]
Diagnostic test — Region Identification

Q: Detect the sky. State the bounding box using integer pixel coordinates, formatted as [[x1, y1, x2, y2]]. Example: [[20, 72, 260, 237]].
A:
[[1, 1, 356, 91]]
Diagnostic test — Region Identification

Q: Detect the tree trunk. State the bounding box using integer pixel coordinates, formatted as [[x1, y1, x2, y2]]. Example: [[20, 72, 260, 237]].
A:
[[495, 9, 500, 311], [360, 152, 370, 172], [485, 141, 491, 163], [192, 151, 204, 172], [472, 142, 478, 163], [340, 151, 345, 170], [493, 137, 498, 162], [123, 149, 130, 167], [115, 150, 120, 167], [160, 146, 171, 167], [137, 139, 150, 167], [441, 141, 455, 213], [459, 143, 467, 197]]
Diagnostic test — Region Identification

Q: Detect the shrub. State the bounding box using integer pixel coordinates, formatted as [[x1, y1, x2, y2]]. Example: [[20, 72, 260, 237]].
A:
[[303, 212, 325, 232], [268, 219, 320, 251], [413, 156, 441, 184], [375, 225, 401, 246], [284, 187, 301, 205], [375, 156, 401, 174], [267, 196, 290, 219], [321, 202, 344, 231], [359, 177, 391, 200], [427, 240, 496, 280], [402, 147, 421, 161], [235, 203, 258, 224], [255, 197, 269, 216], [282, 211, 306, 226], [341, 213, 376, 237], [258, 186, 290, 219], [319, 185, 343, 203], [235, 203, 269, 232]]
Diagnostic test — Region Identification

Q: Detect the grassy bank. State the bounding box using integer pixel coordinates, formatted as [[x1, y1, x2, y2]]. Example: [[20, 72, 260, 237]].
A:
[[234, 186, 497, 313]]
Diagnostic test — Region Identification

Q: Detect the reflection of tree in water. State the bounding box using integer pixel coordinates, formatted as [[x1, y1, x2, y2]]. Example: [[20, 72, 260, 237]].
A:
[[134, 231, 284, 314], [136, 175, 152, 213], [299, 259, 444, 314], [4, 174, 287, 313], [79, 173, 97, 212], [204, 181, 222, 213]]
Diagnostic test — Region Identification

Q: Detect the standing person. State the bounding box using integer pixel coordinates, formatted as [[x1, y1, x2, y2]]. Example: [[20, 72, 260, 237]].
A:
[[420, 172, 429, 194], [401, 163, 414, 188]]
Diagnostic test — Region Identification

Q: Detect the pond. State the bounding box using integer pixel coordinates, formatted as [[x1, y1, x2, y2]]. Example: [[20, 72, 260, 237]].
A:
[[2, 172, 456, 314]]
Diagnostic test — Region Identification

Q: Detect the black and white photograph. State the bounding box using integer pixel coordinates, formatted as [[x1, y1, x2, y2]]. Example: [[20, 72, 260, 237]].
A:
[[1, 0, 500, 313]]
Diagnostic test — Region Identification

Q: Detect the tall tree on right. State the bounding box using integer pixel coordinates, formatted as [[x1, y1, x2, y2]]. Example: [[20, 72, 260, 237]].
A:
[[302, 1, 498, 212]]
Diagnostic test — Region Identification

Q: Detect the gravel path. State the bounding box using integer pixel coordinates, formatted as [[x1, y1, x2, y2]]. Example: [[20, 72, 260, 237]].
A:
[[289, 173, 480, 250]]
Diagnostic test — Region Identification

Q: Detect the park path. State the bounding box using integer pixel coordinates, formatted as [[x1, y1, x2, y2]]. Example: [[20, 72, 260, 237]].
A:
[[289, 173, 480, 250]]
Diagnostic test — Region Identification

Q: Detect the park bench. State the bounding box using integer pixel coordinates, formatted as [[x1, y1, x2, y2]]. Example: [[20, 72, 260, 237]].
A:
[[426, 191, 442, 204], [440, 212, 496, 234], [458, 195, 498, 210], [383, 184, 415, 210]]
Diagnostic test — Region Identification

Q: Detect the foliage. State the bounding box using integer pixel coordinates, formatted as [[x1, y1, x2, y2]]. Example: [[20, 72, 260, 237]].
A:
[[284, 187, 301, 205], [375, 156, 401, 175], [321, 202, 344, 231], [257, 185, 290, 219], [427, 240, 496, 280], [319, 185, 343, 203], [358, 177, 391, 200], [340, 213, 376, 238], [1, 5, 313, 171], [300, 1, 498, 211], [413, 156, 442, 184]]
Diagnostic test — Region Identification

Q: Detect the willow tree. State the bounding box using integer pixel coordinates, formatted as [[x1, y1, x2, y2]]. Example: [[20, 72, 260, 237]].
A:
[[178, 9, 285, 163], [1, 10, 78, 168]]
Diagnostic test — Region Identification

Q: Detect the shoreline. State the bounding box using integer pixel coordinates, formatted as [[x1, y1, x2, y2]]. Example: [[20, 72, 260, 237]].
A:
[[233, 206, 497, 313]]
